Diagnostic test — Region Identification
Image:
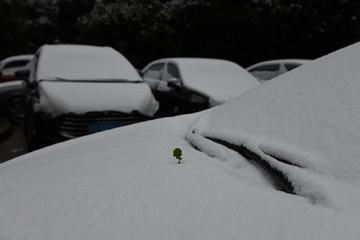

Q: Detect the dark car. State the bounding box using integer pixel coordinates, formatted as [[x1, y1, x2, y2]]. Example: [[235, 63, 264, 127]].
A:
[[0, 81, 27, 124], [141, 58, 258, 117]]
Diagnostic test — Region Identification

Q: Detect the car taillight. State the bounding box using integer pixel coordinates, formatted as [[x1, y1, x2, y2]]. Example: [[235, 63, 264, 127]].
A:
[[0, 75, 17, 82]]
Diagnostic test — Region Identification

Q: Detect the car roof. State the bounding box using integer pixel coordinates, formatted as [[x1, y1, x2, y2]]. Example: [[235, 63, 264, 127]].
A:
[[144, 57, 237, 67], [143, 57, 259, 103], [0, 54, 34, 65]]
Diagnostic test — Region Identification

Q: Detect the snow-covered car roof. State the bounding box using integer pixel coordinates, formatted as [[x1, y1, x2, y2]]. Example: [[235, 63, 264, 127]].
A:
[[36, 44, 141, 81], [2, 43, 360, 239], [246, 59, 312, 70], [0, 55, 34, 78], [146, 58, 259, 104], [0, 54, 34, 67]]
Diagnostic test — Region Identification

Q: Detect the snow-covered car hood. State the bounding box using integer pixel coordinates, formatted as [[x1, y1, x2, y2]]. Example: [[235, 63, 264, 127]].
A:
[[2, 43, 360, 239], [1, 114, 360, 239], [188, 41, 360, 213], [176, 59, 259, 104], [37, 81, 158, 117]]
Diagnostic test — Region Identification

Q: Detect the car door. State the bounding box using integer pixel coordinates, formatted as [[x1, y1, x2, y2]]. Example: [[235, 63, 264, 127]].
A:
[[157, 62, 181, 92], [152, 62, 184, 116], [156, 62, 208, 116]]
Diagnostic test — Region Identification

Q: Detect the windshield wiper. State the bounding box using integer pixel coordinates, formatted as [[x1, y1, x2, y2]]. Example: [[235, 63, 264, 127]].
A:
[[189, 133, 295, 194], [38, 77, 143, 83]]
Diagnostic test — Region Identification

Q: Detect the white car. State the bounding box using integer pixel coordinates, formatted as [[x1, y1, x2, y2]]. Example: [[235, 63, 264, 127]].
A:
[[0, 54, 33, 83], [18, 44, 158, 150], [246, 59, 311, 82], [2, 42, 360, 239], [141, 58, 258, 116]]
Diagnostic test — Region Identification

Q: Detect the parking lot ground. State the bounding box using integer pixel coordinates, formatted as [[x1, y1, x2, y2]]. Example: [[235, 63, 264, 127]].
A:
[[0, 122, 27, 164]]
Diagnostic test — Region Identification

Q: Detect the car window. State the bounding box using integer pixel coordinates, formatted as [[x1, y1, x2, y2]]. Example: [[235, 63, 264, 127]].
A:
[[144, 63, 165, 80], [285, 63, 301, 71], [163, 63, 180, 81], [250, 64, 279, 72], [249, 64, 280, 81], [3, 60, 30, 69]]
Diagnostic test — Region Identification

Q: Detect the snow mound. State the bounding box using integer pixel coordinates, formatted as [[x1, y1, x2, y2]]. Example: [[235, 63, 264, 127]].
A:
[[188, 41, 360, 212], [1, 114, 360, 239]]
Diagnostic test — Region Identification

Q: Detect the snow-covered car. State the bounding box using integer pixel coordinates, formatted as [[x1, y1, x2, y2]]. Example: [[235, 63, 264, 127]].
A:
[[2, 42, 360, 239], [141, 58, 258, 116], [0, 81, 27, 124], [19, 44, 158, 150], [246, 59, 312, 82], [0, 54, 33, 83]]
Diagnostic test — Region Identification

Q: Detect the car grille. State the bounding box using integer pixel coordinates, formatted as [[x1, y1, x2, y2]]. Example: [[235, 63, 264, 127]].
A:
[[59, 111, 147, 139]]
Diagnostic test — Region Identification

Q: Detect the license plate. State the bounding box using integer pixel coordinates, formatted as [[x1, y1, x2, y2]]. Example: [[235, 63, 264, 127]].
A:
[[88, 122, 123, 134]]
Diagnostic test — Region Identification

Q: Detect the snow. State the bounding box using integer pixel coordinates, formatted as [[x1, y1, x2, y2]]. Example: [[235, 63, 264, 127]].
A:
[[188, 41, 360, 213], [33, 44, 158, 116], [0, 80, 25, 89], [0, 55, 33, 76], [0, 55, 33, 66], [2, 42, 360, 239], [1, 114, 360, 239], [175, 58, 259, 104], [37, 81, 159, 116], [37, 45, 140, 81]]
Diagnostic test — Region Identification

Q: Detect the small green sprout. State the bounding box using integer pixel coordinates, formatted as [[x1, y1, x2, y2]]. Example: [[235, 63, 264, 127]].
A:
[[173, 148, 182, 164]]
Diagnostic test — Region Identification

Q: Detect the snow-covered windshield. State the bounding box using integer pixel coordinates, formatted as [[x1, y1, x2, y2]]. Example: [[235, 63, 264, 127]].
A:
[[176, 58, 259, 103], [36, 45, 141, 81], [187, 42, 360, 213]]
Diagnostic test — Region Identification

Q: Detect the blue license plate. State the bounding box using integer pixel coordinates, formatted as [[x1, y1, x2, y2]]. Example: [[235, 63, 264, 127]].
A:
[[88, 122, 123, 134]]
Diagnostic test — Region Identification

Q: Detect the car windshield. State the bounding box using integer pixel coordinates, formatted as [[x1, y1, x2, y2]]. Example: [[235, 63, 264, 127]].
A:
[[37, 45, 141, 81], [176, 59, 259, 103], [186, 42, 360, 211], [188, 133, 295, 193]]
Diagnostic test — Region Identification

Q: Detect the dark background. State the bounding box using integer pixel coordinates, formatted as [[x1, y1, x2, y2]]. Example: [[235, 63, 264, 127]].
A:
[[1, 0, 360, 68]]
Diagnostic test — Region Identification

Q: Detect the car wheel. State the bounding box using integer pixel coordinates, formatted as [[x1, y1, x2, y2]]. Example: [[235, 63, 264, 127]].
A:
[[5, 97, 25, 125]]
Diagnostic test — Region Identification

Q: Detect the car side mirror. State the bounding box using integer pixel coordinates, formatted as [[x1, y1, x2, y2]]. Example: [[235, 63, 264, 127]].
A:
[[15, 70, 30, 83], [167, 78, 180, 88]]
